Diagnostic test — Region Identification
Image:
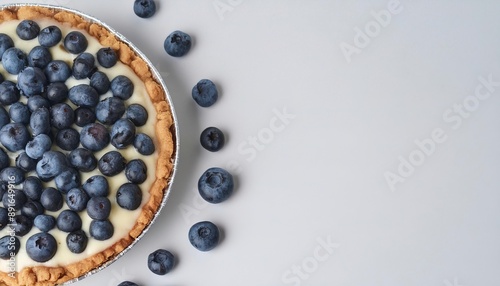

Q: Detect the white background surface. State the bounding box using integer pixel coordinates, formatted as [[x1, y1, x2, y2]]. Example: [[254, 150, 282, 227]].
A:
[[5, 0, 500, 285]]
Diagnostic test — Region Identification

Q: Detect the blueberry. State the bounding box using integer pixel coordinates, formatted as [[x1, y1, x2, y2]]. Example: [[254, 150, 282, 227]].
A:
[[0, 123, 30, 152], [16, 20, 40, 40], [66, 188, 89, 212], [90, 71, 111, 95], [13, 214, 33, 236], [0, 107, 8, 130], [46, 82, 68, 103], [28, 46, 52, 69], [74, 107, 96, 127], [192, 79, 218, 107], [50, 103, 74, 130], [26, 232, 57, 262], [200, 127, 225, 152], [110, 119, 136, 149], [0, 34, 14, 59], [83, 175, 109, 197], [2, 47, 27, 74], [21, 200, 45, 219], [87, 196, 111, 220], [198, 167, 234, 204], [147, 249, 175, 276], [0, 73, 3, 84], [9, 102, 31, 124], [2, 189, 27, 211], [116, 183, 142, 210], [0, 80, 20, 105], [188, 221, 220, 251], [44, 60, 71, 82], [0, 236, 20, 259], [0, 148, 8, 171], [0, 167, 24, 184], [57, 210, 82, 233], [27, 95, 50, 112], [16, 152, 37, 172], [134, 133, 155, 155], [40, 187, 63, 212], [36, 151, 68, 181], [98, 151, 126, 176], [0, 208, 7, 230], [23, 176, 43, 200], [34, 214, 56, 232], [0, 183, 6, 202], [80, 123, 110, 151], [118, 282, 139, 286], [17, 66, 48, 97], [72, 52, 96, 80], [69, 84, 99, 107], [126, 104, 148, 126], [64, 31, 88, 54], [25, 134, 52, 159], [96, 97, 125, 125], [89, 219, 114, 241], [68, 148, 97, 172], [164, 30, 192, 57], [38, 25, 62, 47], [125, 159, 147, 184], [56, 128, 80, 151], [67, 229, 88, 254], [96, 47, 118, 68], [55, 168, 80, 194], [134, 0, 157, 18], [110, 75, 134, 100], [30, 107, 51, 136]]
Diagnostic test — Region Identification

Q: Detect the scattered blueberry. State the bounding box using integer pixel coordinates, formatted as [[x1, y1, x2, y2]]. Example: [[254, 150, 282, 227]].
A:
[[28, 46, 52, 69], [110, 75, 134, 100], [34, 214, 56, 232], [68, 84, 99, 107], [68, 148, 97, 172], [126, 104, 148, 126], [50, 102, 75, 129], [83, 175, 109, 197], [17, 66, 48, 97], [66, 187, 89, 212], [16, 20, 40, 40], [0, 148, 8, 170], [134, 0, 157, 18], [25, 134, 52, 160], [54, 168, 81, 194], [26, 232, 57, 262], [74, 107, 96, 127], [0, 34, 14, 59], [57, 210, 82, 233], [27, 95, 50, 112], [9, 102, 31, 124], [89, 219, 114, 241], [87, 196, 111, 220], [0, 106, 8, 129], [56, 128, 80, 151], [147, 249, 175, 275], [46, 82, 69, 103], [38, 25, 62, 47], [98, 151, 126, 176], [96, 97, 126, 125], [198, 167, 234, 204], [116, 183, 142, 210], [2, 47, 28, 74], [44, 60, 71, 82], [72, 52, 96, 80], [0, 123, 30, 152], [40, 187, 63, 212], [125, 159, 147, 184], [13, 214, 33, 236], [118, 282, 139, 286], [134, 133, 155, 155], [90, 71, 111, 95], [192, 79, 218, 107], [21, 200, 45, 219], [80, 122, 110, 151], [164, 30, 192, 57], [188, 221, 220, 251], [96, 47, 118, 68], [110, 119, 136, 149], [0, 80, 20, 105], [0, 208, 7, 230], [0, 167, 24, 184], [66, 229, 88, 254], [30, 107, 51, 136], [64, 31, 88, 54], [200, 127, 225, 152], [23, 176, 43, 201], [2, 189, 27, 211], [36, 151, 68, 181], [16, 152, 37, 172], [0, 236, 20, 259]]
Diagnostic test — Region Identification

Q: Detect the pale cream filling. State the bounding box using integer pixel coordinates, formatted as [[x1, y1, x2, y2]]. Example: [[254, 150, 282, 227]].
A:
[[0, 19, 157, 272]]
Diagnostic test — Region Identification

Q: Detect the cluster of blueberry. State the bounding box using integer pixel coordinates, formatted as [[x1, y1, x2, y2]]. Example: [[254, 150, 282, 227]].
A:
[[0, 17, 155, 263]]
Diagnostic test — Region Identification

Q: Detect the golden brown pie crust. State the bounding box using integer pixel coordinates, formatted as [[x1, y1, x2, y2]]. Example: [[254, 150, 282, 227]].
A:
[[0, 5, 176, 286]]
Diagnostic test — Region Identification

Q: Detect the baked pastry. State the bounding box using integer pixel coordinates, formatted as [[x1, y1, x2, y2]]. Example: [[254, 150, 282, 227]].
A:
[[0, 4, 177, 286]]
